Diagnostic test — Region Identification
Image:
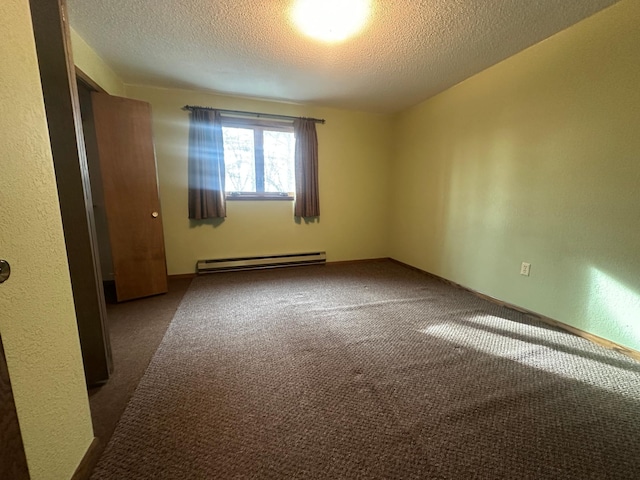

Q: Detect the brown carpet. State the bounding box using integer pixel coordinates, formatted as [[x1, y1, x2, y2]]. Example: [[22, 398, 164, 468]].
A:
[[89, 277, 192, 456], [91, 261, 640, 479]]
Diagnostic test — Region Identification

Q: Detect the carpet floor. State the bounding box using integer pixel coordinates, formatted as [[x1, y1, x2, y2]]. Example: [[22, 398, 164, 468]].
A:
[[89, 277, 192, 456], [91, 261, 640, 479]]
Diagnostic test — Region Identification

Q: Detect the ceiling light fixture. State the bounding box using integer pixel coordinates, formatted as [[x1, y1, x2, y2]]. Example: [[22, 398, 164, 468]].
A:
[[291, 0, 371, 43]]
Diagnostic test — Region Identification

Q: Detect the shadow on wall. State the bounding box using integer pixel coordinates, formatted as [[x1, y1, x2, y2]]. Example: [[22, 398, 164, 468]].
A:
[[438, 123, 519, 284], [295, 216, 320, 225], [189, 218, 225, 229], [425, 110, 640, 351]]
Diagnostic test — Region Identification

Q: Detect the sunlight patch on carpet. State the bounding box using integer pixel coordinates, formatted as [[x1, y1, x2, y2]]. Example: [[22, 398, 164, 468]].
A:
[[420, 314, 639, 396]]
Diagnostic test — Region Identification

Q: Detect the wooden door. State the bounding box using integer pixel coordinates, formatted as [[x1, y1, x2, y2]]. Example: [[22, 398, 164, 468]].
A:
[[91, 94, 168, 302], [0, 336, 30, 480]]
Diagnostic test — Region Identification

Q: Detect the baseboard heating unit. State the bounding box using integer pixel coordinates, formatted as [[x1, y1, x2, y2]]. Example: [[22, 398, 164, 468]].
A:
[[196, 252, 326, 274]]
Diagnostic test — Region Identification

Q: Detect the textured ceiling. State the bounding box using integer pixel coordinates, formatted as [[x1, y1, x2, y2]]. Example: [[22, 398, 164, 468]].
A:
[[67, 0, 620, 113]]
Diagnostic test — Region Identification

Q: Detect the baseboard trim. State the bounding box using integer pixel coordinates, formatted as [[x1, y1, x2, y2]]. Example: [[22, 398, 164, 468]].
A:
[[389, 258, 640, 362], [71, 437, 100, 480], [169, 258, 391, 278], [168, 273, 197, 280], [327, 257, 390, 266]]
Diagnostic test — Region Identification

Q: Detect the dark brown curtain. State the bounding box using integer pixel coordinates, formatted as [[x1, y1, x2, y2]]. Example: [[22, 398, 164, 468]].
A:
[[188, 109, 226, 219], [293, 119, 320, 218]]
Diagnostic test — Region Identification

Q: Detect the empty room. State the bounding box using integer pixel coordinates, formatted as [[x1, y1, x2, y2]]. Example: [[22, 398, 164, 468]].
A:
[[1, 0, 639, 479]]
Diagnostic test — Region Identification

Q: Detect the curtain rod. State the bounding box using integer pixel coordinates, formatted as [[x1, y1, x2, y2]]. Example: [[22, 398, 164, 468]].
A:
[[182, 105, 325, 124]]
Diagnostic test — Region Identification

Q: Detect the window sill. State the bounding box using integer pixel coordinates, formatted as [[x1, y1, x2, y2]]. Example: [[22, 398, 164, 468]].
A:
[[226, 193, 294, 201]]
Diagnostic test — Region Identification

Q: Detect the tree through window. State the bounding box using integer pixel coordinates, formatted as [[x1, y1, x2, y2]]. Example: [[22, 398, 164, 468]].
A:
[[222, 118, 295, 197]]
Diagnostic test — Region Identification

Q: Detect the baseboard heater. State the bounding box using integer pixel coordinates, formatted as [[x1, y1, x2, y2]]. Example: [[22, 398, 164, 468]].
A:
[[196, 251, 326, 274]]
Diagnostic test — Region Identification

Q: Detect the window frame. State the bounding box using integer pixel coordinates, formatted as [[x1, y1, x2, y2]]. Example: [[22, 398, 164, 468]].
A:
[[221, 117, 295, 201]]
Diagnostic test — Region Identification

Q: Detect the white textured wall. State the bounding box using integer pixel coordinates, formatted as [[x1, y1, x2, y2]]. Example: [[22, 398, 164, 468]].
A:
[[0, 1, 94, 478]]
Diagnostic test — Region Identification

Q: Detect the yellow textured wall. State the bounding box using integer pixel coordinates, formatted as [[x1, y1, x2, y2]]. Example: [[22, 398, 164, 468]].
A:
[[391, 0, 640, 350], [70, 27, 125, 95], [125, 85, 393, 274], [0, 1, 94, 479]]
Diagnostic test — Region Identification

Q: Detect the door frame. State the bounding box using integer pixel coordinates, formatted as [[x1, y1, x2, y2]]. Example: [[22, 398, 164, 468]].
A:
[[29, 0, 113, 386]]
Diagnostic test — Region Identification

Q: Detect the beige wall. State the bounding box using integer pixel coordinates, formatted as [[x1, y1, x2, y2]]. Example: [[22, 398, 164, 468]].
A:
[[0, 1, 94, 479], [70, 27, 125, 96], [125, 85, 393, 275], [390, 0, 640, 351]]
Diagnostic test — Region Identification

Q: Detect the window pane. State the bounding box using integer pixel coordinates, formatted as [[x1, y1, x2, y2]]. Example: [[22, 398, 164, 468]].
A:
[[263, 130, 295, 193], [223, 127, 255, 192]]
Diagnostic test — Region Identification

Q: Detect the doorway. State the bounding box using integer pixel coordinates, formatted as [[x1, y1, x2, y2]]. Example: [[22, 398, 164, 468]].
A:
[[76, 77, 115, 290]]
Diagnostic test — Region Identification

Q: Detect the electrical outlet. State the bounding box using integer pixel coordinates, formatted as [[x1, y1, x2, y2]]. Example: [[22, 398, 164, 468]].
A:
[[520, 262, 531, 276]]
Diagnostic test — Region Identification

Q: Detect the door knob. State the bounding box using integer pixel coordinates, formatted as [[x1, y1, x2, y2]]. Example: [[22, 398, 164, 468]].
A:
[[151, 211, 159, 218], [0, 260, 10, 284]]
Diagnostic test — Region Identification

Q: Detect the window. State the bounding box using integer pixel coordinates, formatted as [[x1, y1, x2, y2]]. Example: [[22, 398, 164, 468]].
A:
[[222, 118, 295, 199]]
